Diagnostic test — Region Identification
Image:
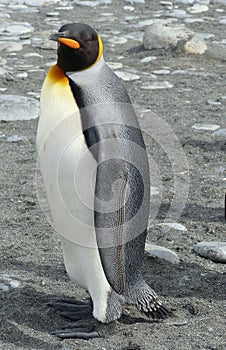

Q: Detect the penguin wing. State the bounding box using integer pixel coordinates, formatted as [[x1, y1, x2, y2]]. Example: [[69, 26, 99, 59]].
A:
[[67, 64, 150, 295], [94, 141, 129, 295]]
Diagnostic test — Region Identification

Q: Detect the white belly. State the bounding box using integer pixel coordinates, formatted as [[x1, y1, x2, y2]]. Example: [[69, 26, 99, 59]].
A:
[[36, 70, 111, 321]]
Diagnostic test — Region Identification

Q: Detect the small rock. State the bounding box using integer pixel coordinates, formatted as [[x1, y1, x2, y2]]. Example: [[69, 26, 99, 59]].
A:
[[152, 69, 170, 75], [192, 123, 220, 131], [188, 4, 209, 13], [158, 222, 187, 231], [145, 243, 180, 264], [219, 18, 226, 25], [108, 62, 123, 70], [124, 0, 145, 3], [0, 95, 39, 121], [6, 135, 25, 142], [167, 9, 190, 18], [107, 37, 128, 45], [206, 100, 222, 106], [114, 71, 140, 81], [0, 41, 23, 52], [16, 72, 28, 79], [140, 56, 157, 63], [141, 81, 173, 89], [193, 242, 226, 263], [73, 0, 112, 7], [212, 128, 226, 139], [184, 34, 207, 54], [176, 0, 194, 4], [0, 283, 9, 292], [123, 5, 135, 11]]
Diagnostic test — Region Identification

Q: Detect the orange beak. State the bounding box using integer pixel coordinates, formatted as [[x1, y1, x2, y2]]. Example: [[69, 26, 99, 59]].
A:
[[58, 38, 80, 49]]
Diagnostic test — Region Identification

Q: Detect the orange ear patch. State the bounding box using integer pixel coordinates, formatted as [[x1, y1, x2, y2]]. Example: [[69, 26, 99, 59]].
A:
[[58, 38, 80, 49], [47, 64, 68, 85]]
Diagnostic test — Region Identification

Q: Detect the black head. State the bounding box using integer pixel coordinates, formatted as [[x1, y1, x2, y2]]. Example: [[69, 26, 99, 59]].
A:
[[49, 23, 102, 72]]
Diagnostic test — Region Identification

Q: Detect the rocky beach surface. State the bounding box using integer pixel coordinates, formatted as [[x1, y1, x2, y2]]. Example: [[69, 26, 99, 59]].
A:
[[0, 0, 225, 349]]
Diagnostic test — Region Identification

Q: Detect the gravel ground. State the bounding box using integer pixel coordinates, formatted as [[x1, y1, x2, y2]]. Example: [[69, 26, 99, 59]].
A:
[[0, 1, 225, 349]]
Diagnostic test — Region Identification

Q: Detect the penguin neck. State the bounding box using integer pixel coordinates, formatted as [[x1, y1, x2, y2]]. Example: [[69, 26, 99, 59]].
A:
[[66, 55, 105, 81]]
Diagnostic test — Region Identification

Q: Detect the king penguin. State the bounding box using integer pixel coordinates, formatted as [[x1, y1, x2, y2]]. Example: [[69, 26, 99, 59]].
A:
[[37, 23, 171, 339]]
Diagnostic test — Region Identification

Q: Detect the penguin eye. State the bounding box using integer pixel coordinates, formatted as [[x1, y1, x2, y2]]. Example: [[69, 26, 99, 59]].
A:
[[85, 39, 92, 43]]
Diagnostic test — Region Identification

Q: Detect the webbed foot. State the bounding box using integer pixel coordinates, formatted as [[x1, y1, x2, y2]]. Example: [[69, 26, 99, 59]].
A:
[[48, 298, 93, 321], [51, 318, 115, 340]]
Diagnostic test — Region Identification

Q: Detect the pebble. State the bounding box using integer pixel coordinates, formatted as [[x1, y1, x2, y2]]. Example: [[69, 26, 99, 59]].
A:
[[0, 41, 23, 52], [219, 17, 226, 24], [0, 95, 39, 121], [114, 70, 140, 81], [167, 9, 190, 18], [73, 0, 112, 7], [123, 5, 135, 11], [0, 274, 20, 291], [192, 123, 220, 131], [107, 37, 128, 45], [206, 99, 222, 106], [184, 34, 207, 54], [157, 223, 188, 231], [16, 72, 28, 79], [0, 283, 9, 292], [6, 135, 25, 142], [211, 128, 226, 139], [193, 242, 226, 263], [188, 4, 209, 13], [141, 81, 173, 89], [140, 56, 157, 63], [176, 0, 194, 4], [124, 0, 145, 3], [145, 243, 180, 264], [108, 62, 123, 69], [152, 69, 170, 75]]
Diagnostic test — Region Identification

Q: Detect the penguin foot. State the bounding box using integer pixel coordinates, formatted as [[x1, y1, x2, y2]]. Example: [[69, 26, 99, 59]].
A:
[[51, 319, 115, 339], [48, 298, 93, 321]]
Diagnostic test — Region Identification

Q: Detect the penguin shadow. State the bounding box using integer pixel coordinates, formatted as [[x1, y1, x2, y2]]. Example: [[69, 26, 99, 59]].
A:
[[0, 286, 69, 350], [156, 202, 224, 223], [142, 254, 226, 303], [1, 252, 225, 350]]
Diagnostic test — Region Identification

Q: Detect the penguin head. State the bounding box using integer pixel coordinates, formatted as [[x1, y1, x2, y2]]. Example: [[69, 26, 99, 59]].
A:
[[49, 23, 103, 72]]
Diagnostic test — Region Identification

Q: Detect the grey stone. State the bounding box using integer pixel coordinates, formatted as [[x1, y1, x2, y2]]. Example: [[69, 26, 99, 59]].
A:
[[206, 99, 222, 106], [184, 34, 207, 54], [6, 135, 25, 142], [140, 56, 157, 63], [193, 242, 226, 263], [73, 0, 112, 7], [141, 81, 173, 89], [188, 4, 209, 13], [157, 222, 187, 231], [192, 123, 220, 131], [0, 95, 39, 121], [145, 243, 180, 264], [143, 23, 193, 50], [212, 128, 226, 139], [114, 71, 140, 81]]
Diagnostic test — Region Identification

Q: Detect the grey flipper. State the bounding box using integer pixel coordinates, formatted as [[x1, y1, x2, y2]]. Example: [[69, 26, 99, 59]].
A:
[[67, 61, 171, 320], [67, 61, 150, 296]]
